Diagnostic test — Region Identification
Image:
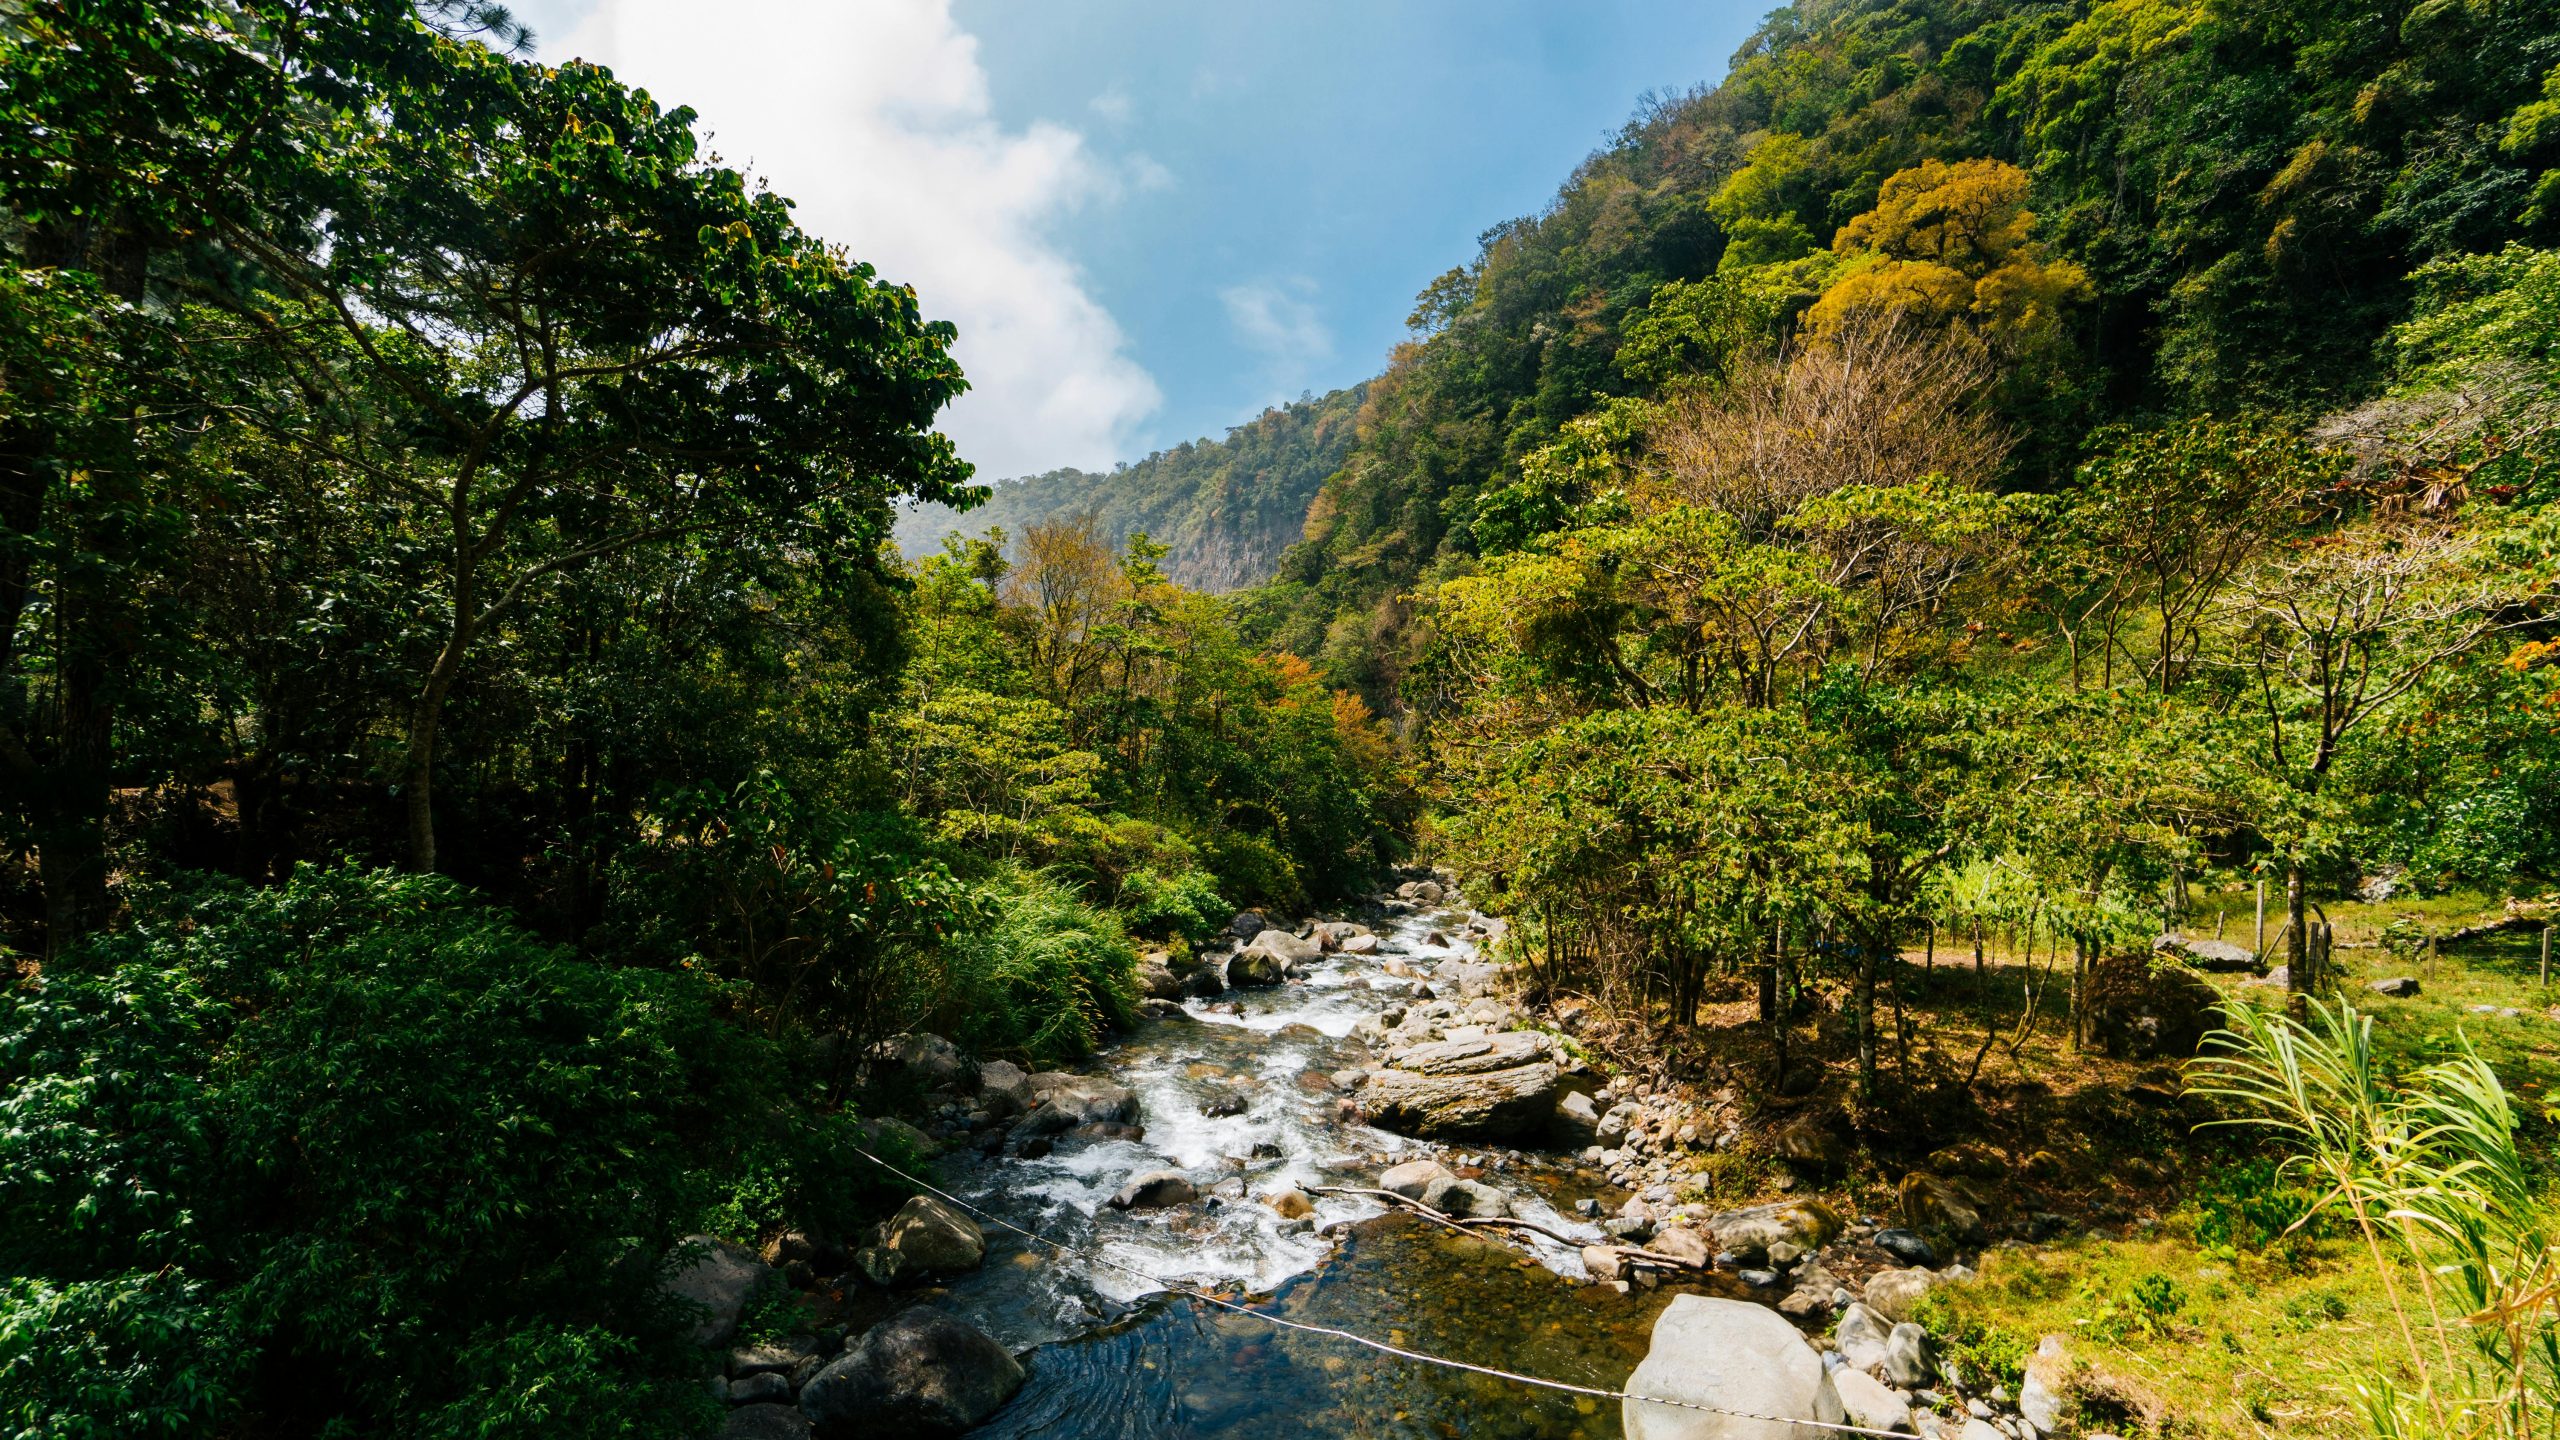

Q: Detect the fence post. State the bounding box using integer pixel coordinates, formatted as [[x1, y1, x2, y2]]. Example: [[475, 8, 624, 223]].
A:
[[2254, 879, 2266, 956], [2543, 925, 2552, 989]]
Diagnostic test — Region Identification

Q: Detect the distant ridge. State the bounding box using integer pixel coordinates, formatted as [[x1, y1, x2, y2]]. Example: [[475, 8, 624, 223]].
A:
[[897, 385, 1365, 592]]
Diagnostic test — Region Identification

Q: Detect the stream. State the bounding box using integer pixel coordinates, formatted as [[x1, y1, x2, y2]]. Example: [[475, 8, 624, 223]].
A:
[[878, 904, 1746, 1439]]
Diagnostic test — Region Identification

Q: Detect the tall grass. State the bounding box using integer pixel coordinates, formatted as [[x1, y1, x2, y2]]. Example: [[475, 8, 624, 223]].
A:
[[2187, 999, 2558, 1438]]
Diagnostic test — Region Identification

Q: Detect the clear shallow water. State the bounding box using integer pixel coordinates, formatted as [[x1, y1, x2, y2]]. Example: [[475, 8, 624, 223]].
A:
[[886, 911, 1745, 1438]]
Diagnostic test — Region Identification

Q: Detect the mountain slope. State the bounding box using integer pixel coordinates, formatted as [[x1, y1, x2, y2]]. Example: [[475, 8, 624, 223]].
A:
[[898, 386, 1365, 592]]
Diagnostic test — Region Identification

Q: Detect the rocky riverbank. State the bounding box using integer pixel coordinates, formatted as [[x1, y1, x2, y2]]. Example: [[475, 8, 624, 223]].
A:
[[659, 870, 2106, 1440]]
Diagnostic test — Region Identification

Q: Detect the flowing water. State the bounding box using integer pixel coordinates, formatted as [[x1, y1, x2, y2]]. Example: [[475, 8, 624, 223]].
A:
[[880, 908, 1750, 1439]]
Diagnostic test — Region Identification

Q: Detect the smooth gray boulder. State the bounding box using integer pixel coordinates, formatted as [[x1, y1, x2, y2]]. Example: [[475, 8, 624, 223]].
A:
[[879, 1195, 986, 1276], [1884, 1322, 1933, 1388], [1834, 1302, 1892, 1374], [1649, 1225, 1710, 1268], [1247, 928, 1323, 966], [1623, 1295, 1845, 1440], [800, 1307, 1025, 1437], [661, 1236, 772, 1347], [1379, 1158, 1460, 1211], [1863, 1266, 1935, 1323], [1341, 933, 1381, 955], [1383, 1031, 1546, 1075], [1438, 1179, 1510, 1219], [1018, 1076, 1141, 1134], [2369, 975, 2421, 998], [874, 1033, 971, 1089], [1830, 1367, 1912, 1435], [2020, 1334, 2071, 1434]]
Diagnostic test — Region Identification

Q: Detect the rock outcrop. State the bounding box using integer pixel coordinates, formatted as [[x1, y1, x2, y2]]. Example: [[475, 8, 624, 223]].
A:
[[661, 1236, 772, 1347]]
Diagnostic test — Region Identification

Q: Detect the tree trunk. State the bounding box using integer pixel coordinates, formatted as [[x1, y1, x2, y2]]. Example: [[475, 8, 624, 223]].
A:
[[2285, 857, 2310, 998]]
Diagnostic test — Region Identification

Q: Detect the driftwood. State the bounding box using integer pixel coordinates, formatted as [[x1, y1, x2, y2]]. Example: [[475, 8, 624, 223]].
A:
[[1303, 1184, 1699, 1269]]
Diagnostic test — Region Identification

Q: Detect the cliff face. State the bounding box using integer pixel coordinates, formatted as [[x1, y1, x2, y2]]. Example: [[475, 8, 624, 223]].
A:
[[897, 385, 1365, 593]]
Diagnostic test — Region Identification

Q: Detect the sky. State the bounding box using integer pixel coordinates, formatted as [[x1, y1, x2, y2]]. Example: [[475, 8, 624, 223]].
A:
[[508, 0, 1767, 480]]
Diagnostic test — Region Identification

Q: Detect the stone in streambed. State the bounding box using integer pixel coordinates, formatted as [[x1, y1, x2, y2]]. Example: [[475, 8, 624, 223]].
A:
[[1265, 1187, 1315, 1220], [1379, 1158, 1460, 1211], [800, 1306, 1023, 1437], [722, 1404, 813, 1440], [877, 1195, 985, 1277], [1110, 1170, 1197, 1209], [976, 1060, 1036, 1118], [1623, 1294, 1844, 1440], [1829, 1367, 1912, 1436], [1862, 1266, 1935, 1324], [1833, 1302, 1892, 1374]]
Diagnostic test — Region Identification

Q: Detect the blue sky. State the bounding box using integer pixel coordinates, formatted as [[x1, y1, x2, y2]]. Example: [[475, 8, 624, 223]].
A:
[[511, 1, 1765, 479]]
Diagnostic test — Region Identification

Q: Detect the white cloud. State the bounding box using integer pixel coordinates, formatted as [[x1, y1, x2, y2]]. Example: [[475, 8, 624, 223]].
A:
[[1221, 276, 1332, 401], [1089, 88, 1133, 125], [545, 0, 1159, 478]]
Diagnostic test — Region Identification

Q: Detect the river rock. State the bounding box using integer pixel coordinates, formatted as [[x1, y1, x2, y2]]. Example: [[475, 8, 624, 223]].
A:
[[1872, 1228, 1936, 1267], [879, 1195, 985, 1276], [1885, 1322, 1933, 1388], [722, 1404, 813, 1440], [1109, 1170, 1198, 1209], [857, 1115, 940, 1160], [977, 1060, 1036, 1119], [1383, 1030, 1546, 1074], [1439, 1179, 1510, 1219], [1361, 1059, 1564, 1141], [1834, 1302, 1892, 1374], [1556, 1090, 1601, 1143], [1898, 1172, 1984, 1240], [1342, 933, 1380, 955], [1380, 1159, 1460, 1210], [2369, 975, 2421, 997], [2152, 933, 2259, 972], [1582, 1245, 1626, 1282], [1265, 1187, 1315, 1220], [1020, 1076, 1140, 1134], [1649, 1225, 1711, 1268], [1229, 910, 1269, 940], [1862, 1266, 1935, 1323], [801, 1307, 1024, 1437], [1247, 929, 1323, 966], [1831, 1367, 1912, 1435], [1138, 959, 1184, 999], [1228, 948, 1288, 987], [874, 1033, 970, 1090], [1712, 1201, 1843, 1259], [730, 1336, 820, 1377], [661, 1236, 772, 1347], [1623, 1295, 1844, 1440], [1199, 1087, 1250, 1117]]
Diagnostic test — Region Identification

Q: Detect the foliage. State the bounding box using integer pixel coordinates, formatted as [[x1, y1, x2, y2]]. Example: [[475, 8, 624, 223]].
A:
[[1115, 866, 1231, 944], [932, 868, 1140, 1066], [2190, 999, 2560, 1438], [0, 867, 757, 1437]]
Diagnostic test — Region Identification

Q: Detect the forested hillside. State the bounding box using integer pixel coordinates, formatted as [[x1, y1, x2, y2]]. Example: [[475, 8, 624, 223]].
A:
[[896, 386, 1363, 592], [1249, 0, 2560, 698]]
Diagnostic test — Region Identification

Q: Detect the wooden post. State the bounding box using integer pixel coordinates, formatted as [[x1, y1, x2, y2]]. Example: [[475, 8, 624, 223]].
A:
[[2543, 926, 2551, 988], [2216, 909, 2226, 941], [2255, 880, 2265, 956]]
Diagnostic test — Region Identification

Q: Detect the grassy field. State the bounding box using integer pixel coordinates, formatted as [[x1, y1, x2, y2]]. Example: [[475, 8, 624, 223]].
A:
[[1912, 889, 2560, 1439]]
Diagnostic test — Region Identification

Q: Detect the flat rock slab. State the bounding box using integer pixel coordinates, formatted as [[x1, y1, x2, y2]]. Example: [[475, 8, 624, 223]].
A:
[[1362, 1060, 1562, 1142], [1383, 1031, 1546, 1076]]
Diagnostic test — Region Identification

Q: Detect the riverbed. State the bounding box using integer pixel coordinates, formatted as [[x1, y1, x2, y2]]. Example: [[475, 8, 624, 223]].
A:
[[897, 904, 1744, 1439]]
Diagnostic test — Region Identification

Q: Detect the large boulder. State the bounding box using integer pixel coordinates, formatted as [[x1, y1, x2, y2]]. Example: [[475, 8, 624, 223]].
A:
[[873, 1033, 970, 1090], [1833, 1302, 1893, 1374], [1861, 1266, 1936, 1324], [2152, 933, 2260, 973], [1247, 929, 1323, 967], [1438, 1179, 1510, 1219], [1227, 948, 1288, 987], [1383, 1030, 1547, 1075], [878, 1195, 986, 1277], [1137, 958, 1184, 1000], [1830, 1368, 1912, 1436], [1380, 1158, 1461, 1211], [1623, 1295, 1845, 1440], [722, 1404, 813, 1440], [1228, 910, 1269, 941], [800, 1307, 1025, 1437], [1361, 1059, 1564, 1141], [976, 1060, 1036, 1119], [1018, 1076, 1141, 1135], [1342, 933, 1381, 955], [2085, 952, 2222, 1061], [2020, 1334, 2072, 1435], [661, 1237, 773, 1347]]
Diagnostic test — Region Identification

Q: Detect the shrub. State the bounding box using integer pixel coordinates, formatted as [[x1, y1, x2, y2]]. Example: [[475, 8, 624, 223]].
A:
[[0, 866, 759, 1437], [934, 868, 1139, 1066], [1115, 866, 1231, 943], [1201, 829, 1305, 914]]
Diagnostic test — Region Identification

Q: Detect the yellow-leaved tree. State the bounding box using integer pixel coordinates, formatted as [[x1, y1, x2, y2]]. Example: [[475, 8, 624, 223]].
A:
[[1807, 157, 2089, 357]]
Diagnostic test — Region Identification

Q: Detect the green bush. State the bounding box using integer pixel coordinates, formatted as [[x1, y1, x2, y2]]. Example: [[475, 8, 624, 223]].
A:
[[935, 868, 1139, 1066], [1115, 866, 1231, 943], [0, 866, 766, 1438], [1201, 829, 1305, 915]]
